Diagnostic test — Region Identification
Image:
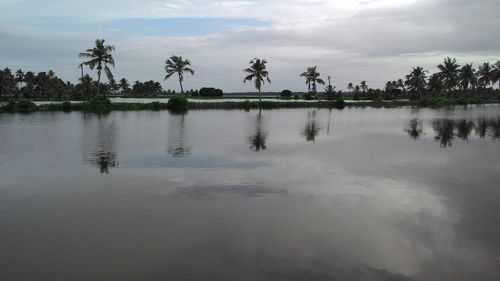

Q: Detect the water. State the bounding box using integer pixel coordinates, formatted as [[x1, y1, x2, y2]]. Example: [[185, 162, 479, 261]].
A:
[[0, 106, 499, 281]]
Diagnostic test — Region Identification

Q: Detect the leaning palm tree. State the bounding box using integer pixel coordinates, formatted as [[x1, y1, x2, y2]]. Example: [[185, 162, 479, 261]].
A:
[[79, 39, 115, 96], [459, 63, 476, 91], [477, 62, 492, 89], [437, 57, 460, 94], [300, 66, 325, 94], [243, 58, 271, 104], [164, 55, 194, 95], [405, 66, 427, 99]]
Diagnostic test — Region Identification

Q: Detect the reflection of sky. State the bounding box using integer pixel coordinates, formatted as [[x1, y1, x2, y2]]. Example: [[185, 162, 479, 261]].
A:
[[0, 106, 499, 280]]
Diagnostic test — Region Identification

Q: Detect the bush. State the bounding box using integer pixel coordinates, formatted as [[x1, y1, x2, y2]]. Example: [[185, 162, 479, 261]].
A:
[[334, 99, 346, 109], [151, 101, 161, 110], [293, 94, 300, 100], [61, 101, 72, 112], [280, 89, 293, 99], [84, 95, 112, 113], [167, 95, 188, 111], [199, 87, 223, 97]]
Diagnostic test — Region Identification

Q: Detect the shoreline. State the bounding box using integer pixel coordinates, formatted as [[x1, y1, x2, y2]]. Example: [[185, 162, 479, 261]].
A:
[[2, 98, 500, 113]]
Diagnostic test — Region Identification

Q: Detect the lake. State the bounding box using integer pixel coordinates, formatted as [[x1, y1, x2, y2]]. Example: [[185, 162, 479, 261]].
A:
[[0, 105, 499, 281]]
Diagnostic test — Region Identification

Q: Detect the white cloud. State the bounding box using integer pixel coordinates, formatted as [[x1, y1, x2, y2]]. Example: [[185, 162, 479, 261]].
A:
[[0, 0, 499, 91]]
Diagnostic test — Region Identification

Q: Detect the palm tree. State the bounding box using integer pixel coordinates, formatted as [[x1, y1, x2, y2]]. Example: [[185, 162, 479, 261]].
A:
[[437, 57, 460, 93], [459, 63, 476, 91], [347, 83, 354, 92], [79, 39, 115, 96], [15, 69, 24, 90], [405, 67, 427, 99], [243, 58, 271, 104], [164, 55, 194, 95], [427, 73, 443, 95], [492, 61, 500, 89], [119, 78, 130, 95], [300, 66, 325, 94], [360, 80, 368, 93], [477, 62, 492, 89]]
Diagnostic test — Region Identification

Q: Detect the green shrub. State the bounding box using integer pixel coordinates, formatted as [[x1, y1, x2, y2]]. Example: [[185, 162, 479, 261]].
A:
[[84, 95, 112, 113], [293, 94, 300, 100], [167, 95, 188, 111], [280, 89, 293, 99], [335, 99, 346, 109], [151, 101, 161, 110], [199, 87, 223, 97], [61, 101, 72, 112]]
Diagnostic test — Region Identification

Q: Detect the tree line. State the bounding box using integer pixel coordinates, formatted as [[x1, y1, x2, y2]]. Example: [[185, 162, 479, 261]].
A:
[[1, 38, 499, 101]]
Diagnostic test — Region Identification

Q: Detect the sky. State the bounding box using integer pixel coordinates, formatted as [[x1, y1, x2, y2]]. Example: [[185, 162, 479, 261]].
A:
[[0, 0, 499, 92]]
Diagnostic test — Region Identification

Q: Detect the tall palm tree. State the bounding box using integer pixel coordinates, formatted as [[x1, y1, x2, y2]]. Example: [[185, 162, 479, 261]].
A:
[[79, 39, 115, 96], [164, 55, 194, 95], [437, 57, 460, 93], [477, 62, 492, 89], [405, 67, 427, 99], [300, 66, 325, 93], [459, 63, 476, 91], [243, 58, 271, 104]]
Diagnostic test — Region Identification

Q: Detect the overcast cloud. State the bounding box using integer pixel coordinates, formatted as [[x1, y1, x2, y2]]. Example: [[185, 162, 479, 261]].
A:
[[0, 0, 499, 91]]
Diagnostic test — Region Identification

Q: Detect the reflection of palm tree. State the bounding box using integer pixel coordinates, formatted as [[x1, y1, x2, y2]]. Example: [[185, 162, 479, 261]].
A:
[[248, 110, 267, 151], [433, 119, 455, 147], [455, 120, 475, 141], [167, 113, 191, 157], [326, 108, 333, 135], [406, 119, 423, 140], [303, 110, 321, 142], [475, 118, 489, 138], [81, 115, 118, 174]]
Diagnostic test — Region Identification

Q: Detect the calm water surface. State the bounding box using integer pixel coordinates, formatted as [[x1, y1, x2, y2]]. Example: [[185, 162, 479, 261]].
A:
[[0, 106, 499, 281]]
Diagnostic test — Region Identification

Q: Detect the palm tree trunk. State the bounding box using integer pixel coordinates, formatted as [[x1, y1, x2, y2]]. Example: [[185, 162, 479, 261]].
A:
[[258, 88, 262, 105], [178, 73, 184, 95], [97, 70, 101, 97]]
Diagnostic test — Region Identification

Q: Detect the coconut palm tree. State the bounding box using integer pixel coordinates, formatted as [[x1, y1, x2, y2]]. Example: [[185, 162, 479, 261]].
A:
[[437, 57, 460, 93], [164, 55, 194, 95], [300, 66, 325, 94], [119, 78, 130, 95], [347, 82, 354, 92], [405, 67, 427, 99], [477, 62, 492, 89], [243, 58, 271, 104], [360, 81, 368, 93], [459, 63, 476, 91], [427, 73, 443, 95], [492, 61, 500, 89], [79, 39, 115, 96]]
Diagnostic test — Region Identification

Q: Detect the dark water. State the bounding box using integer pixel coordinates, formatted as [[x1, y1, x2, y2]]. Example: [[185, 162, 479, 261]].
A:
[[1, 106, 499, 281]]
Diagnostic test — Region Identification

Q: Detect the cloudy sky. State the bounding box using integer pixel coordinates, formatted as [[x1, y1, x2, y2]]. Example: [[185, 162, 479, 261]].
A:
[[0, 0, 499, 92]]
